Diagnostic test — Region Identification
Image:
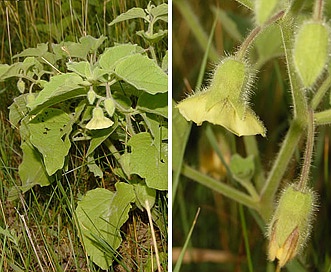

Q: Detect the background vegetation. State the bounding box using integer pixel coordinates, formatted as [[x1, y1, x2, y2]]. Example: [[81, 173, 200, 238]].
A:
[[173, 0, 331, 271], [1, 0, 168, 271]]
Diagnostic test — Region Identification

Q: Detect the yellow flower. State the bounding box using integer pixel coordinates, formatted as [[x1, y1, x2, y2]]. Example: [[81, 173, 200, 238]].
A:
[[86, 107, 114, 130], [176, 57, 266, 137]]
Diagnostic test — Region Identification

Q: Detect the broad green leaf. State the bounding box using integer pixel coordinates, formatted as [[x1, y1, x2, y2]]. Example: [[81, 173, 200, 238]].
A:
[[13, 43, 48, 58], [128, 132, 167, 190], [133, 182, 156, 211], [86, 124, 118, 156], [115, 54, 167, 94], [98, 44, 140, 72], [67, 61, 92, 78], [67, 61, 107, 82], [76, 183, 135, 269], [150, 3, 168, 23], [18, 141, 51, 193], [27, 73, 87, 114], [0, 64, 10, 81], [137, 92, 168, 118], [28, 109, 72, 175], [79, 35, 107, 53], [109, 7, 146, 26]]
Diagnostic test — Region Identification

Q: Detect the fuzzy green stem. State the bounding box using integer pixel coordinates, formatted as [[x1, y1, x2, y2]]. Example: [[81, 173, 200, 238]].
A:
[[260, 120, 303, 219], [243, 136, 265, 193], [314, 109, 331, 125], [181, 164, 258, 210], [297, 108, 315, 190]]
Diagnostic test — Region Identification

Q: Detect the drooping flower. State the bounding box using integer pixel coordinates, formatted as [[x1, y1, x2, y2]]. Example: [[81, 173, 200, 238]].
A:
[[86, 107, 114, 130], [176, 57, 266, 137]]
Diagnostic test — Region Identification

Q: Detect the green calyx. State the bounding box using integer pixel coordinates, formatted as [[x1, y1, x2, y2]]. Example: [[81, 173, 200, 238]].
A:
[[293, 21, 330, 88]]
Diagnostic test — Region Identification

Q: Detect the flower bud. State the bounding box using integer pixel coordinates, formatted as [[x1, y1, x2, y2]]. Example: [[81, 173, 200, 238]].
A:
[[26, 93, 35, 104], [17, 78, 25, 93], [104, 98, 116, 117], [86, 107, 114, 130], [267, 184, 317, 267], [87, 87, 96, 105], [293, 21, 330, 88]]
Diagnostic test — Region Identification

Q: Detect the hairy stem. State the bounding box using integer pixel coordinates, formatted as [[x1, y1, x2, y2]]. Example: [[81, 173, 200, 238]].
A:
[[297, 108, 315, 190]]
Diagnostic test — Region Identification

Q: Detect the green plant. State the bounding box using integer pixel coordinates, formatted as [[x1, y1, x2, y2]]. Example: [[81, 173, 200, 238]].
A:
[[1, 1, 168, 270], [173, 0, 331, 271]]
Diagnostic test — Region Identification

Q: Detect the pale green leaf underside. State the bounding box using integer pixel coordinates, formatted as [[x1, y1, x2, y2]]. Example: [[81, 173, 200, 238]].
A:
[[109, 7, 146, 26], [128, 132, 167, 190], [27, 73, 87, 114], [115, 54, 168, 94], [29, 108, 72, 175], [76, 183, 135, 269], [98, 44, 140, 72]]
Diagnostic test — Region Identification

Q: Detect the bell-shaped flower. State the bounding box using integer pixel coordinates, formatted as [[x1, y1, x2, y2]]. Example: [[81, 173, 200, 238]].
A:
[[176, 57, 266, 137], [86, 107, 114, 130]]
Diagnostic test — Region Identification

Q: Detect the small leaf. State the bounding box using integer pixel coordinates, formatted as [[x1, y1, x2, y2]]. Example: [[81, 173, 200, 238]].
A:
[[128, 132, 167, 190], [87, 155, 103, 178], [98, 44, 140, 72], [13, 43, 49, 58], [136, 29, 168, 43], [28, 109, 72, 175], [109, 7, 146, 26], [76, 183, 135, 269], [150, 3, 168, 23], [229, 154, 255, 180], [115, 54, 168, 94]]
